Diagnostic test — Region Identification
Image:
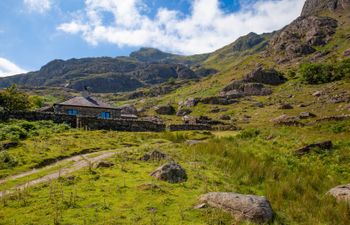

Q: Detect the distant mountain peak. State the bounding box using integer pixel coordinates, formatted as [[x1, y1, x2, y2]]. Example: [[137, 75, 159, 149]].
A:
[[130, 47, 178, 63]]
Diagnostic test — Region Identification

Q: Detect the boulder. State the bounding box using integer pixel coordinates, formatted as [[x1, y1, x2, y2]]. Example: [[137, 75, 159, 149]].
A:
[[219, 115, 231, 120], [95, 161, 114, 168], [243, 67, 287, 85], [197, 192, 273, 224], [140, 150, 167, 161], [299, 112, 317, 119], [222, 81, 273, 96], [295, 140, 333, 156], [312, 91, 323, 97], [328, 184, 350, 202], [200, 96, 239, 105], [176, 108, 192, 117], [271, 114, 303, 126], [344, 48, 350, 57], [181, 97, 200, 107], [279, 104, 294, 110], [150, 162, 187, 183], [155, 105, 176, 115]]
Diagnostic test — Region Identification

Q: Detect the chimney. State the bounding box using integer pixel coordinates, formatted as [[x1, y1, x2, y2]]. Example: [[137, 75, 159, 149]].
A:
[[82, 86, 91, 98]]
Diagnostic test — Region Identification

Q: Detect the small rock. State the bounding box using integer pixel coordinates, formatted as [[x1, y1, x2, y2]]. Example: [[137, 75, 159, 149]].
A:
[[295, 140, 333, 156], [150, 162, 187, 183], [140, 150, 167, 161], [271, 114, 302, 126], [219, 115, 231, 120], [328, 184, 350, 202], [344, 48, 350, 57], [253, 102, 264, 108], [95, 161, 114, 168], [279, 104, 293, 109], [299, 112, 317, 119], [186, 140, 206, 146], [312, 91, 323, 97], [197, 192, 273, 224], [176, 108, 192, 117]]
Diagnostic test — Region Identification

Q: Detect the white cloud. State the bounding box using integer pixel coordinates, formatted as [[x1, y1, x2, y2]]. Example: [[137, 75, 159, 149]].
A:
[[0, 58, 27, 77], [58, 0, 306, 54], [24, 0, 52, 13]]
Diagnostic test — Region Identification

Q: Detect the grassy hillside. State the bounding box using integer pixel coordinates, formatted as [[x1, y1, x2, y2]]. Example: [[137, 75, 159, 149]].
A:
[[0, 119, 350, 224]]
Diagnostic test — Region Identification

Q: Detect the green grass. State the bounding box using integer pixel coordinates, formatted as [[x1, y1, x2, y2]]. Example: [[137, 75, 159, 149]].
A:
[[0, 119, 350, 224]]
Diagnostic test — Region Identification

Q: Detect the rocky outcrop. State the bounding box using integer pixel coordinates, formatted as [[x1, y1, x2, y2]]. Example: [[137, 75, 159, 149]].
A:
[[271, 115, 303, 126], [179, 97, 200, 108], [243, 67, 287, 85], [119, 104, 138, 116], [150, 162, 187, 183], [140, 150, 167, 161], [268, 16, 338, 61], [299, 112, 317, 119], [200, 96, 239, 105], [197, 192, 273, 224], [155, 105, 176, 115], [301, 0, 350, 17], [222, 81, 272, 97], [328, 184, 350, 202], [295, 140, 333, 156]]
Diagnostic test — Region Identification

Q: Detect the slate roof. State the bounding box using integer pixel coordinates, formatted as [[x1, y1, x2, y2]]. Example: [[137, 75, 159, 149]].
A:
[[56, 96, 116, 109]]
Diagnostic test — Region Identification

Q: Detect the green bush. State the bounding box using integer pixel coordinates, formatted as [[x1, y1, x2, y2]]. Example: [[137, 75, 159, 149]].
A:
[[237, 128, 260, 139], [0, 151, 18, 169], [299, 59, 350, 84]]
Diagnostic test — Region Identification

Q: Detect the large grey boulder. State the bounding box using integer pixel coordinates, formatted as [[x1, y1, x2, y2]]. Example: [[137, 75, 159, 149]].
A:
[[328, 184, 350, 202], [197, 192, 273, 224], [222, 81, 272, 96], [150, 162, 187, 183], [154, 105, 176, 115], [243, 67, 287, 85]]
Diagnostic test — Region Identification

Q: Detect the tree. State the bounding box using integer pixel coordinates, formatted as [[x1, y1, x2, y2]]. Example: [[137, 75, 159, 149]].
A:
[[0, 85, 32, 112]]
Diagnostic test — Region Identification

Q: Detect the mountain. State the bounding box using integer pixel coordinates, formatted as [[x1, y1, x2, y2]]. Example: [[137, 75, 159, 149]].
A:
[[0, 52, 215, 93]]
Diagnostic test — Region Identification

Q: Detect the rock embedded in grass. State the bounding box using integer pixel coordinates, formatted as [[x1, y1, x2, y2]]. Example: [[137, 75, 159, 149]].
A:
[[328, 184, 350, 202], [150, 162, 187, 183], [278, 103, 293, 109], [176, 108, 192, 117], [295, 140, 333, 156], [299, 112, 317, 119], [95, 161, 114, 168], [154, 105, 176, 115], [197, 192, 273, 224], [140, 150, 167, 161]]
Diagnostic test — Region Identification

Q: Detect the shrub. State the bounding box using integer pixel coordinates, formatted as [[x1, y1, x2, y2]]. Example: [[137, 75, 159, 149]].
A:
[[299, 59, 350, 84], [0, 151, 18, 169], [237, 128, 260, 139], [0, 85, 32, 112]]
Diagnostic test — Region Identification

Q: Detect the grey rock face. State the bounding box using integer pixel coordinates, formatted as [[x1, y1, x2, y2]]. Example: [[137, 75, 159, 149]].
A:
[[243, 67, 287, 85], [197, 192, 273, 224], [328, 184, 350, 202], [119, 104, 138, 116], [223, 81, 273, 96], [150, 162, 187, 183], [301, 0, 350, 17], [269, 16, 338, 61]]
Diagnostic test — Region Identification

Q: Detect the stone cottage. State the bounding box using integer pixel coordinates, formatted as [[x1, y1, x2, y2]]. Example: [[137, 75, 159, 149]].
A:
[[53, 95, 121, 119]]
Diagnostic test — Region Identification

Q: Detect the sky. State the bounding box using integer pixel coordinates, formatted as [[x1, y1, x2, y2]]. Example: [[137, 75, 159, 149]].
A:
[[0, 0, 306, 77]]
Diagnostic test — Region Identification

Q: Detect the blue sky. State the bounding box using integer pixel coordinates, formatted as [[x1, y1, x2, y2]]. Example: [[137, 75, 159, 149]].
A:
[[0, 0, 305, 76]]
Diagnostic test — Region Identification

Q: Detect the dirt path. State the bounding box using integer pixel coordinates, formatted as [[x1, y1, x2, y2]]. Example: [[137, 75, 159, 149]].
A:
[[0, 151, 117, 197]]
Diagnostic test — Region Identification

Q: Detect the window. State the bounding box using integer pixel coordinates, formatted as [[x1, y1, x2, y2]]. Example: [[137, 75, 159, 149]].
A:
[[67, 109, 78, 115], [101, 112, 111, 119]]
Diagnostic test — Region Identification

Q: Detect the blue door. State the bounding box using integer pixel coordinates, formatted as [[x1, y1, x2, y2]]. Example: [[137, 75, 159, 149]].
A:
[[101, 112, 111, 119], [67, 109, 78, 115]]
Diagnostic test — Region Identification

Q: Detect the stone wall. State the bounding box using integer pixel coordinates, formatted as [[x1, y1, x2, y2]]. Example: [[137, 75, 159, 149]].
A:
[[0, 111, 165, 132], [169, 124, 212, 131], [54, 105, 121, 119]]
